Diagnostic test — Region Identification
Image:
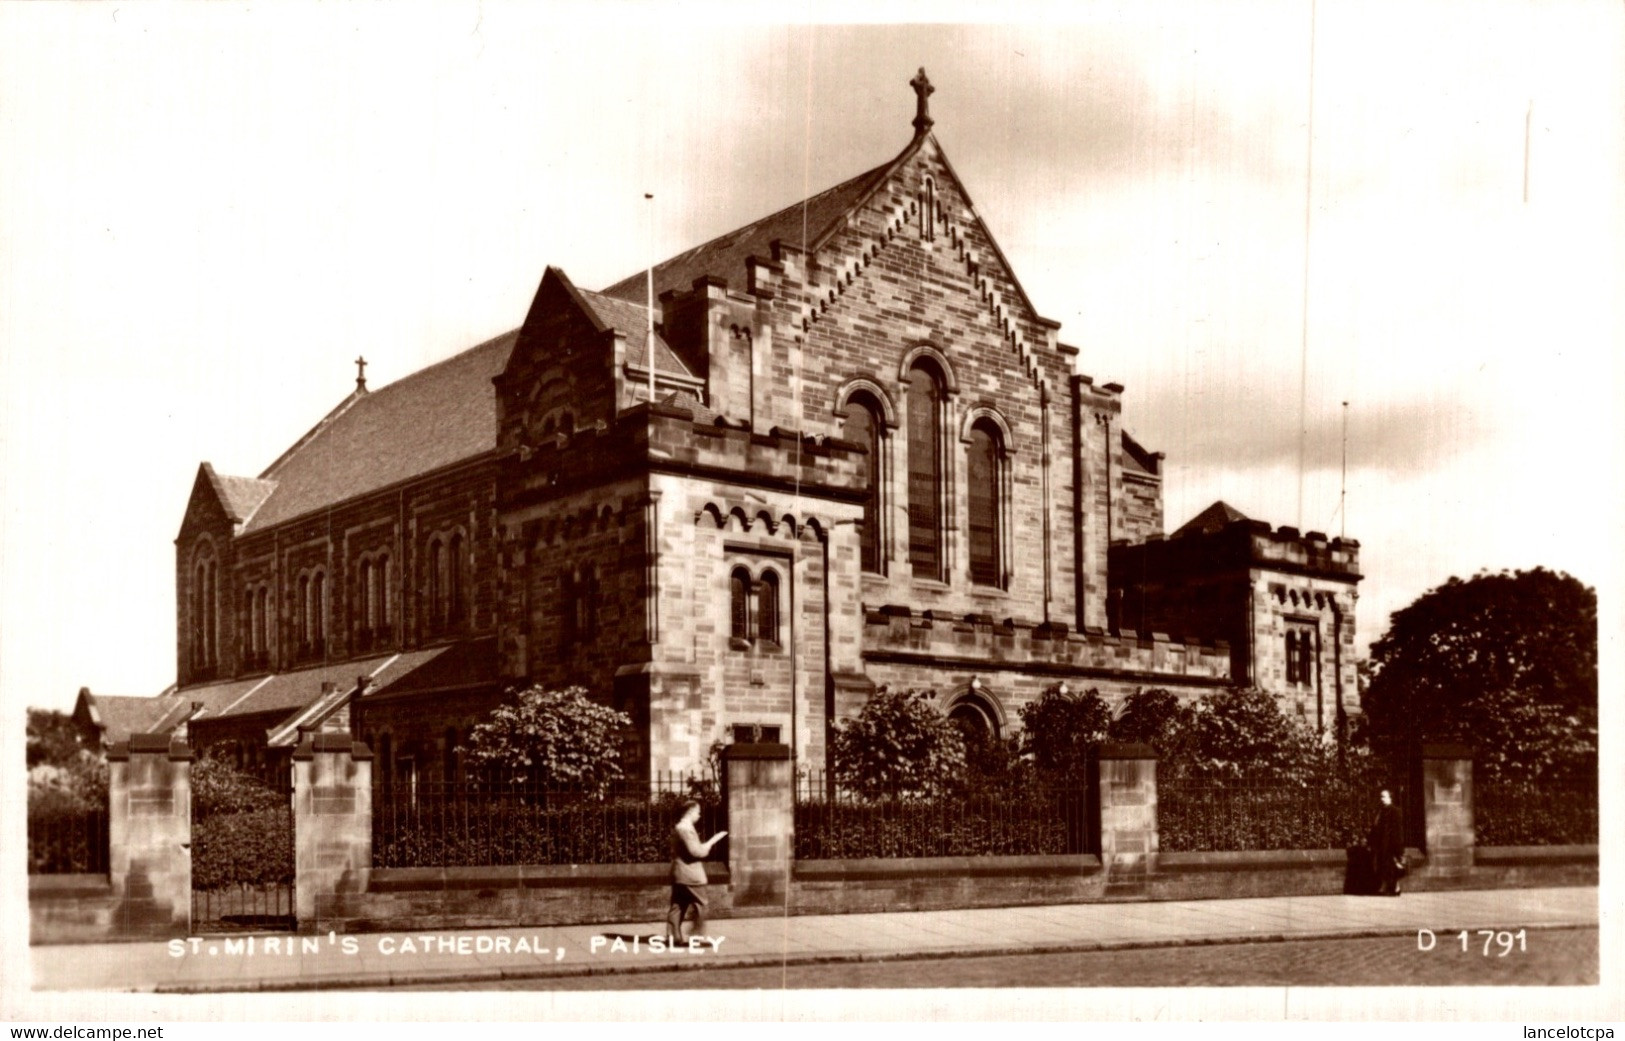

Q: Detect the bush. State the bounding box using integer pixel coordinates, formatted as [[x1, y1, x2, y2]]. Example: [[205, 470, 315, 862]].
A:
[[191, 755, 283, 816], [193, 807, 295, 888], [1018, 685, 1111, 779], [830, 687, 966, 799], [189, 755, 290, 889], [462, 685, 633, 794], [1475, 780, 1598, 846]]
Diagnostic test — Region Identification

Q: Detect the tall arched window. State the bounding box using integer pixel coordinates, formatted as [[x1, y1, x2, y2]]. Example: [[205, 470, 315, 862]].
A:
[[297, 574, 312, 650], [842, 395, 884, 573], [311, 570, 327, 647], [906, 362, 944, 579], [192, 549, 218, 671], [967, 420, 1002, 587], [729, 568, 751, 641], [757, 570, 781, 645], [257, 586, 272, 663], [448, 533, 465, 630]]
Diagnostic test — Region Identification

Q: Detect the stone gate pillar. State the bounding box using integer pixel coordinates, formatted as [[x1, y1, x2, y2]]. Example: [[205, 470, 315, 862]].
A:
[[1419, 744, 1474, 879], [722, 742, 793, 909], [292, 733, 373, 933], [107, 733, 193, 938], [1096, 742, 1158, 898]]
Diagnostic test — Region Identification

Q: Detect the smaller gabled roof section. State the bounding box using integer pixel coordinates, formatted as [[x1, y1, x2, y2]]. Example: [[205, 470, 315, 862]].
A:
[[574, 287, 693, 377], [75, 691, 189, 746], [600, 160, 895, 302], [1121, 431, 1162, 477], [1174, 500, 1253, 538], [205, 467, 277, 525]]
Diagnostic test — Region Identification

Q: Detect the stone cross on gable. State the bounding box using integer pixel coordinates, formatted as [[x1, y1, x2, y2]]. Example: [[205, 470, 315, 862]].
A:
[[911, 67, 935, 135], [355, 355, 368, 391]]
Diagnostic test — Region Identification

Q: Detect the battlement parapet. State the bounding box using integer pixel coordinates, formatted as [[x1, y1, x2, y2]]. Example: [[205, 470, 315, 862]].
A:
[[501, 403, 870, 506], [1115, 516, 1361, 583], [861, 606, 1231, 683]]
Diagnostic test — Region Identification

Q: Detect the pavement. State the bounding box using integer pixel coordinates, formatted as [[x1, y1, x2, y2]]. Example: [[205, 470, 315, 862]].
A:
[[30, 886, 1598, 993]]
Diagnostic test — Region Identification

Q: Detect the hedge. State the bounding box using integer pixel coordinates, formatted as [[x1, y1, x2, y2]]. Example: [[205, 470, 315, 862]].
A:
[[192, 807, 295, 889], [1475, 783, 1598, 846]]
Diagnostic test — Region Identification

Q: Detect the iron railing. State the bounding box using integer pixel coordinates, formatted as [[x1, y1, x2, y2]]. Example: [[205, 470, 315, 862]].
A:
[[1475, 781, 1598, 846], [26, 804, 109, 875], [793, 772, 1091, 859], [1158, 780, 1409, 852], [373, 770, 724, 868]]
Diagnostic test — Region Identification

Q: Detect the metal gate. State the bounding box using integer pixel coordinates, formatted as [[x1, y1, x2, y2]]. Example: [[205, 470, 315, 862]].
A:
[[191, 777, 296, 932]]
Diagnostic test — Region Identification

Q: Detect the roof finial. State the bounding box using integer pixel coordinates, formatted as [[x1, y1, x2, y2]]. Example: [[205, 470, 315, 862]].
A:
[[354, 355, 368, 392], [910, 67, 935, 136]]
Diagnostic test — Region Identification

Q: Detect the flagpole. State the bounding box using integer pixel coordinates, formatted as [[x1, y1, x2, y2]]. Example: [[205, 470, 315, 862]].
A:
[[645, 192, 655, 405]]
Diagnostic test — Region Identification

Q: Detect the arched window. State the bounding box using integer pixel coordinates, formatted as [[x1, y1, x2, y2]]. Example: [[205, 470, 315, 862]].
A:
[[967, 420, 1002, 587], [729, 568, 751, 641], [581, 564, 599, 639], [192, 549, 218, 671], [906, 362, 944, 579], [448, 533, 465, 629], [842, 395, 884, 573], [757, 570, 781, 645], [311, 570, 327, 647], [258, 586, 272, 663], [297, 574, 311, 648]]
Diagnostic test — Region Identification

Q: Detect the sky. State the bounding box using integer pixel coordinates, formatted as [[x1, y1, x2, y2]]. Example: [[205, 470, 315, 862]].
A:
[[2, 2, 1620, 716]]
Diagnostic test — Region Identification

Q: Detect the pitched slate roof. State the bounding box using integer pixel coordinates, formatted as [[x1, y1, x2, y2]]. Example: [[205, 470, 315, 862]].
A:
[[183, 646, 466, 722], [600, 160, 895, 303], [574, 287, 692, 377], [1174, 500, 1253, 538], [205, 468, 278, 525], [79, 693, 190, 745], [243, 331, 518, 532]]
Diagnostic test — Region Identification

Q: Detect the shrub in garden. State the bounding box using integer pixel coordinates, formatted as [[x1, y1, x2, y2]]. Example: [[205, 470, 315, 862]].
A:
[[829, 687, 966, 799], [460, 685, 633, 793], [189, 754, 292, 889], [1017, 684, 1111, 779]]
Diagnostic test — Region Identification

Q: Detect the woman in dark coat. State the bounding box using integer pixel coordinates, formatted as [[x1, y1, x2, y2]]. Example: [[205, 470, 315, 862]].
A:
[[1367, 788, 1406, 896]]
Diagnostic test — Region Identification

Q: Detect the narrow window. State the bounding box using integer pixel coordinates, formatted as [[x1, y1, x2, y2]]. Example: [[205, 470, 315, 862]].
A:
[[562, 570, 579, 647], [758, 570, 781, 645], [312, 570, 326, 647], [729, 568, 751, 641], [298, 574, 312, 648], [258, 586, 272, 662], [582, 564, 599, 639], [428, 539, 444, 631], [448, 533, 465, 629], [906, 363, 943, 578], [842, 397, 883, 573], [967, 421, 1001, 586]]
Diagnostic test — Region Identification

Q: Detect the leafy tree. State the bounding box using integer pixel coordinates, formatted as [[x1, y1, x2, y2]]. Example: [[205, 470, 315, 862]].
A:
[[1018, 685, 1112, 778], [952, 718, 1028, 791], [830, 687, 966, 799], [191, 753, 284, 816], [27, 709, 91, 770], [1361, 568, 1597, 785], [1179, 686, 1328, 783], [1108, 687, 1196, 762], [461, 685, 633, 792]]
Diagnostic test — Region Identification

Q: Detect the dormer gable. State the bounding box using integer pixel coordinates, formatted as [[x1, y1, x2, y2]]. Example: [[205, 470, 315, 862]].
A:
[[177, 462, 274, 544], [496, 266, 698, 451]]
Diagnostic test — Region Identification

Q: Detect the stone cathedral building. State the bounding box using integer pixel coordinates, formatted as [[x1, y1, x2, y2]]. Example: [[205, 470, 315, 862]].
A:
[[79, 72, 1361, 784]]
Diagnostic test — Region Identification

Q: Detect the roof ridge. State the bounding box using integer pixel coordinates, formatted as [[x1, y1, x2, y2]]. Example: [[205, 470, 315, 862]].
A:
[[257, 329, 517, 481], [600, 158, 894, 299]]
